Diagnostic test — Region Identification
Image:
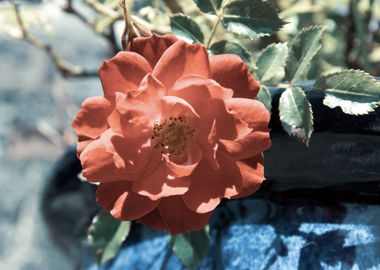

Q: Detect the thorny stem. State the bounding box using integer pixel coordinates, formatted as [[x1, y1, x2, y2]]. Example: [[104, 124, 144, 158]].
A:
[[206, 14, 222, 49], [10, 1, 97, 78]]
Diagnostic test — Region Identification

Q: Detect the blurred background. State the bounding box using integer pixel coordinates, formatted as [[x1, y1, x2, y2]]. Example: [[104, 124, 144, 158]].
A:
[[1, 0, 380, 269]]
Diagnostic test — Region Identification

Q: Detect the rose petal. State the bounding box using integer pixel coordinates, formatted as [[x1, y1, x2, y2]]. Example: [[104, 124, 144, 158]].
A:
[[169, 75, 233, 109], [210, 54, 260, 99], [111, 135, 153, 180], [138, 73, 166, 100], [219, 131, 271, 161], [79, 130, 127, 182], [218, 98, 271, 160], [232, 154, 265, 199], [163, 143, 203, 178], [133, 162, 190, 201], [72, 96, 113, 139], [99, 51, 152, 96], [137, 209, 167, 231], [96, 181, 159, 220], [153, 41, 210, 89], [157, 196, 212, 234], [77, 137, 92, 157], [224, 98, 270, 131], [196, 119, 219, 170], [196, 99, 238, 140], [161, 96, 200, 120], [107, 92, 156, 139], [128, 34, 178, 68], [182, 151, 242, 213]]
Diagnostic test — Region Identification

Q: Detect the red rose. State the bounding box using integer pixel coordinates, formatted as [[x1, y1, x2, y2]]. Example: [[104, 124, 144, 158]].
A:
[[72, 34, 271, 234]]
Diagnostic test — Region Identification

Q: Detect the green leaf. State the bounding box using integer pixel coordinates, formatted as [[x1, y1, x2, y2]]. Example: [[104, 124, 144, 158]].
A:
[[170, 14, 204, 44], [285, 25, 325, 83], [88, 210, 131, 265], [256, 85, 272, 114], [193, 0, 223, 14], [210, 40, 252, 64], [255, 43, 288, 84], [313, 70, 380, 115], [171, 227, 210, 270], [279, 87, 314, 146], [221, 0, 286, 40]]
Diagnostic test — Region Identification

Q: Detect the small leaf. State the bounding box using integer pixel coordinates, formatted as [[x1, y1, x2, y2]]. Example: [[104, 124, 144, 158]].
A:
[[222, 0, 286, 40], [170, 14, 204, 44], [256, 85, 272, 113], [255, 43, 288, 84], [285, 25, 325, 83], [279, 87, 314, 146], [313, 70, 380, 115], [193, 0, 223, 14], [210, 40, 252, 64], [88, 210, 131, 265], [171, 227, 210, 270]]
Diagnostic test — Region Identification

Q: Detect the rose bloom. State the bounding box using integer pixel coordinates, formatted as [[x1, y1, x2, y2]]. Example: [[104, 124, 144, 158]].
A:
[[72, 34, 271, 234]]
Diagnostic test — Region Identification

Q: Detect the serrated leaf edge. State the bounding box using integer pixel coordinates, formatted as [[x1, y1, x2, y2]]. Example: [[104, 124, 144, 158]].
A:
[[256, 42, 288, 83], [314, 69, 380, 115], [279, 87, 314, 146], [286, 25, 326, 83]]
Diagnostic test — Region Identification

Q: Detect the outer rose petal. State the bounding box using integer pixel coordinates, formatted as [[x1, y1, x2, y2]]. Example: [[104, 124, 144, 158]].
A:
[[182, 151, 243, 214], [219, 98, 271, 160], [157, 196, 212, 234], [77, 138, 92, 157], [133, 157, 191, 201], [210, 54, 260, 99], [80, 130, 126, 182], [99, 51, 152, 96], [153, 41, 210, 89], [196, 99, 239, 140], [219, 131, 271, 160], [232, 155, 265, 199], [224, 98, 270, 131], [137, 209, 167, 231], [97, 181, 159, 220], [72, 96, 113, 139], [128, 34, 178, 68]]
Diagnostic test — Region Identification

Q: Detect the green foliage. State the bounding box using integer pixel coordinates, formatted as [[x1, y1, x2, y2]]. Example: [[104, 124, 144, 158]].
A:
[[210, 40, 252, 64], [314, 70, 380, 115], [193, 0, 223, 14], [171, 227, 210, 270], [285, 26, 325, 83], [88, 210, 131, 265], [221, 0, 286, 39], [256, 85, 272, 114], [170, 14, 204, 44], [255, 43, 288, 84], [279, 87, 314, 146]]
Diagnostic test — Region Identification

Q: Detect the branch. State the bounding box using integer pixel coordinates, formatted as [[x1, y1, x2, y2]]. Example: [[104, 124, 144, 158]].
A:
[[85, 0, 170, 34], [11, 1, 97, 78]]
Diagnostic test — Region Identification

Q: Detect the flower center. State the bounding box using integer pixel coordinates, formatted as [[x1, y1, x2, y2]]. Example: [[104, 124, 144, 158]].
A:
[[151, 116, 194, 156]]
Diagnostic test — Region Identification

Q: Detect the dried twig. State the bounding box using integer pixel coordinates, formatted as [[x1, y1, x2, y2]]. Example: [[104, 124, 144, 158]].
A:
[[10, 1, 97, 78]]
